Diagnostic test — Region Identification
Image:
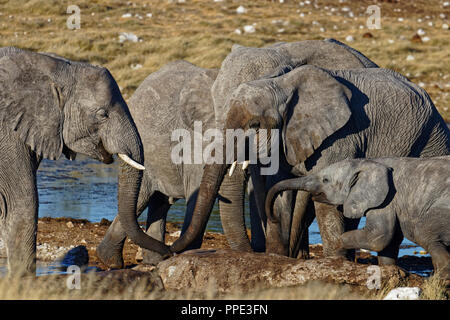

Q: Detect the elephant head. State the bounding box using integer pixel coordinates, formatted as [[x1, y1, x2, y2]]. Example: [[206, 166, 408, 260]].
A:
[[0, 47, 170, 256], [170, 64, 355, 253], [265, 159, 391, 220]]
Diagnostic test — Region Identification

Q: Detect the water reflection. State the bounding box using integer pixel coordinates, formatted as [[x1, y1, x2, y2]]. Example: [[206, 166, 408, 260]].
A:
[[37, 155, 425, 257]]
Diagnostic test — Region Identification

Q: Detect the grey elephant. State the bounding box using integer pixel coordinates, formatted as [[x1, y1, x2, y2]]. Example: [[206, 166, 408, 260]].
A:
[[0, 47, 168, 276], [97, 60, 225, 267], [157, 39, 378, 259], [170, 63, 450, 265], [265, 156, 450, 281], [98, 39, 378, 261]]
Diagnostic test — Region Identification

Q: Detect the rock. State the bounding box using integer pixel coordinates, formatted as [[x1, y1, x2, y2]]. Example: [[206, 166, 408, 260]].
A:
[[136, 247, 143, 262], [66, 221, 74, 228], [243, 25, 256, 33], [345, 35, 354, 42], [118, 32, 140, 43], [236, 5, 247, 14], [157, 249, 420, 293], [406, 55, 415, 61], [60, 245, 89, 270], [169, 230, 181, 237], [411, 34, 422, 43], [384, 287, 421, 300]]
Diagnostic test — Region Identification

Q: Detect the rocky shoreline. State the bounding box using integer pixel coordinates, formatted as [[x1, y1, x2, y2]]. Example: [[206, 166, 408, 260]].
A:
[[0, 217, 442, 298]]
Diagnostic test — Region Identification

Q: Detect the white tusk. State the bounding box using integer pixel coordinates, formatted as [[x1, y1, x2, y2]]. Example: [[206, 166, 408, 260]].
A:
[[229, 161, 237, 176], [118, 154, 145, 171], [242, 160, 250, 170]]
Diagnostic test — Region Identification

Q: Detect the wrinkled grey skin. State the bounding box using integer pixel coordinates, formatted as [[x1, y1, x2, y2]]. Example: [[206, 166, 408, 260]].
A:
[[266, 157, 450, 281], [171, 62, 450, 262], [170, 39, 380, 257], [169, 39, 377, 256], [0, 47, 158, 276], [97, 61, 223, 267]]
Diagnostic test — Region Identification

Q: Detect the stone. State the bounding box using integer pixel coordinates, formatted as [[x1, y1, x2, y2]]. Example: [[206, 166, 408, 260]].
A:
[[157, 249, 420, 293], [383, 287, 421, 300], [66, 221, 74, 228]]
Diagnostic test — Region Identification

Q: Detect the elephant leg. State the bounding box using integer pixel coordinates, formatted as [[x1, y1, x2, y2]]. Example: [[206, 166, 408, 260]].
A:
[[289, 192, 315, 259], [0, 143, 39, 277], [248, 178, 266, 252], [96, 174, 153, 269], [314, 202, 347, 257], [427, 243, 450, 283], [4, 197, 38, 277], [377, 224, 403, 265], [217, 168, 252, 252], [142, 192, 171, 265], [339, 209, 395, 255]]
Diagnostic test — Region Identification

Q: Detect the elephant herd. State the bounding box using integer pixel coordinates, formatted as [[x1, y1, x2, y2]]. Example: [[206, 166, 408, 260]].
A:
[[0, 40, 448, 283]]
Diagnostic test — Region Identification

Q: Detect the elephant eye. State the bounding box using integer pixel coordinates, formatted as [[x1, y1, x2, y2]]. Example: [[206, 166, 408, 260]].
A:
[[95, 108, 108, 121], [323, 177, 330, 183]]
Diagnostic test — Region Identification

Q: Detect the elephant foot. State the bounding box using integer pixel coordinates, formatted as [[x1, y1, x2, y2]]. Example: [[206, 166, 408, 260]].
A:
[[96, 240, 124, 269]]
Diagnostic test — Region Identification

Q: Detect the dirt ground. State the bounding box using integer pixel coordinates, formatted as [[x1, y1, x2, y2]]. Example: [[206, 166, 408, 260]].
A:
[[34, 216, 432, 276]]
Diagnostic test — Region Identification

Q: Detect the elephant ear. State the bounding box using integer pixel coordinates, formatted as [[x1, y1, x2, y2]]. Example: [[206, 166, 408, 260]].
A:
[[343, 161, 391, 219], [279, 65, 352, 164], [0, 55, 64, 160]]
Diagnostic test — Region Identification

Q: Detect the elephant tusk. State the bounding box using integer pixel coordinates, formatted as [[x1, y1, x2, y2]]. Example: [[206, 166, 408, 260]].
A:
[[229, 161, 237, 176], [242, 160, 250, 170], [118, 154, 145, 171]]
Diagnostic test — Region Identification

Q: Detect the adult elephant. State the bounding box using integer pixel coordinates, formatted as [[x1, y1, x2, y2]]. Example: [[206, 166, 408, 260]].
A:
[[0, 47, 167, 276], [170, 63, 450, 264], [97, 61, 230, 267], [170, 39, 379, 259]]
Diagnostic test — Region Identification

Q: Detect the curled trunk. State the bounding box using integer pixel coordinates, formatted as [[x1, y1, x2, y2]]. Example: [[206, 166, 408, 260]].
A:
[[265, 177, 313, 224]]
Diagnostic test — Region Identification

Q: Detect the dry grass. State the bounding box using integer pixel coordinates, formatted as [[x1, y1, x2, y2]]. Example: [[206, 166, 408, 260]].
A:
[[369, 272, 448, 300], [0, 266, 446, 300], [0, 271, 369, 300], [0, 0, 448, 120]]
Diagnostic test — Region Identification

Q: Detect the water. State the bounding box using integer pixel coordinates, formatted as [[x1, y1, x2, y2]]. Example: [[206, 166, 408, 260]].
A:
[[36, 155, 426, 259]]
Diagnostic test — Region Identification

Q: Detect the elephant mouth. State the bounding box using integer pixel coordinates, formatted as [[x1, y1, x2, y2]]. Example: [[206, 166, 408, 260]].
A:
[[62, 145, 77, 161], [97, 140, 114, 164], [311, 192, 327, 202]]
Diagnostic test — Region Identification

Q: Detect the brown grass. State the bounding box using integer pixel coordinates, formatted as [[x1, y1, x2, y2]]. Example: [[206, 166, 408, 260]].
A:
[[0, 0, 448, 120]]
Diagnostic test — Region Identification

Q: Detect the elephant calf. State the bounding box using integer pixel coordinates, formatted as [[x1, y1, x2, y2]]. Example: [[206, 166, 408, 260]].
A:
[[266, 156, 450, 281]]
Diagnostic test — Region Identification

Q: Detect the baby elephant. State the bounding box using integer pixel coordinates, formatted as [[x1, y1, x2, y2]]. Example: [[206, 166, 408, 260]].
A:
[[266, 156, 450, 280]]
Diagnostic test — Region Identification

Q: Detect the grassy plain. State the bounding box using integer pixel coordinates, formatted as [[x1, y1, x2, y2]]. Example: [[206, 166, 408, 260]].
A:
[[0, 0, 448, 119]]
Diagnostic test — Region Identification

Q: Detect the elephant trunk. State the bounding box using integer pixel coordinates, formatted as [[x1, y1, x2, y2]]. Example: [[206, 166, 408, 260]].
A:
[[117, 162, 171, 257], [265, 176, 315, 223], [170, 162, 228, 253], [105, 107, 171, 257], [219, 167, 251, 251]]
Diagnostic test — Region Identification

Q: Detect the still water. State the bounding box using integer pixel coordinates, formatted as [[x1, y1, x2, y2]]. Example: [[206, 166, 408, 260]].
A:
[[37, 155, 425, 258]]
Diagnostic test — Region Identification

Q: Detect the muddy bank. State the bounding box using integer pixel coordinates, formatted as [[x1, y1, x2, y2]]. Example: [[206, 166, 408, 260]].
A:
[[0, 217, 433, 273]]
